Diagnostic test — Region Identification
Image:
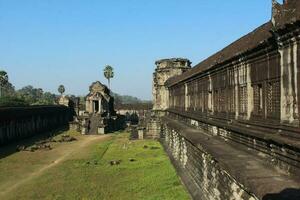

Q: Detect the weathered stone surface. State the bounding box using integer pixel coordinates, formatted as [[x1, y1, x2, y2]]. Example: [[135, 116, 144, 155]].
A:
[[0, 106, 71, 146], [149, 1, 300, 199], [153, 58, 191, 111], [85, 81, 114, 115], [162, 116, 300, 200]]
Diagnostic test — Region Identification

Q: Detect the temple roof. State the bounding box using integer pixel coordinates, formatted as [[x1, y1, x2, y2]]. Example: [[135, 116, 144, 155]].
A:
[[165, 0, 300, 87], [155, 58, 191, 65], [86, 81, 111, 102], [165, 22, 273, 86]]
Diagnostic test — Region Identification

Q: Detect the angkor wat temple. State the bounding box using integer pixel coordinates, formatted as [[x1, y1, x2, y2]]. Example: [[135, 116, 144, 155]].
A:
[[151, 1, 300, 199]]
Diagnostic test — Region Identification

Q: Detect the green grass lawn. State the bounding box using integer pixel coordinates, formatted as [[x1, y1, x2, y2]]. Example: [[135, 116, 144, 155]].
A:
[[0, 131, 190, 200]]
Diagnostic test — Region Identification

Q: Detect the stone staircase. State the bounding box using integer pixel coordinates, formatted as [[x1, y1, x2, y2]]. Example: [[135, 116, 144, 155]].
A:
[[88, 114, 101, 134]]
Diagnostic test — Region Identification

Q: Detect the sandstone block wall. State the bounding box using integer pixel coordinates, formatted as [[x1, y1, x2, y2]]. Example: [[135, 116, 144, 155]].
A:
[[162, 124, 257, 200]]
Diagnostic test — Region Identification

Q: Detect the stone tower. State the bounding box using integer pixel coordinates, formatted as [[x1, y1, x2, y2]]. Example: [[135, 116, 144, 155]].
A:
[[152, 58, 191, 111]]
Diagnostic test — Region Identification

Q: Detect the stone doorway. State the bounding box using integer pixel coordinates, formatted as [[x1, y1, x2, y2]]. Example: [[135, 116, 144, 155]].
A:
[[94, 100, 99, 113]]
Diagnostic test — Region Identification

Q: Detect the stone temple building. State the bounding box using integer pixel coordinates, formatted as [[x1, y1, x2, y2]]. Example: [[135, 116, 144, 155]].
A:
[[85, 81, 114, 115], [153, 58, 191, 111], [148, 1, 300, 199], [80, 81, 121, 135]]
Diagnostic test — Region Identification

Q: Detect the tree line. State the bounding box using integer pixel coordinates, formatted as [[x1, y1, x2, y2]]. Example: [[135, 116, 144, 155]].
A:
[[0, 70, 62, 107], [0, 68, 151, 108]]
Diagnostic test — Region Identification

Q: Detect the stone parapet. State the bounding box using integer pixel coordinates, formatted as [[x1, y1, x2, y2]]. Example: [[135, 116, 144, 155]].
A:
[[167, 109, 300, 177], [162, 115, 300, 200]]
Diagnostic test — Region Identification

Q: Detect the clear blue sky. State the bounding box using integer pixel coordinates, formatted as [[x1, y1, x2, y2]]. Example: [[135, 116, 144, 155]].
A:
[[0, 0, 276, 100]]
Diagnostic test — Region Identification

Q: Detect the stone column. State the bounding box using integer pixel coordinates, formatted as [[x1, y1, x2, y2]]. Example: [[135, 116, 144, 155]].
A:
[[86, 100, 90, 114], [163, 87, 170, 110], [297, 38, 300, 127], [185, 83, 188, 111], [98, 98, 101, 114], [293, 38, 299, 126], [246, 63, 253, 120], [208, 74, 213, 114], [234, 66, 239, 119], [279, 39, 298, 125]]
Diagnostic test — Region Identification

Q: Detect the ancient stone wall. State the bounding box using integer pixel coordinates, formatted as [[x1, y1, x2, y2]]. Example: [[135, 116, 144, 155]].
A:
[[167, 30, 300, 128], [153, 58, 191, 111], [0, 106, 71, 146], [167, 110, 300, 177], [162, 124, 258, 200], [162, 114, 300, 199], [151, 1, 300, 199]]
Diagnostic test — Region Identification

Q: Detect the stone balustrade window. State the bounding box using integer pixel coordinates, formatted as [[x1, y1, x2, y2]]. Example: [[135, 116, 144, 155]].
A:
[[266, 79, 280, 119], [253, 83, 263, 116], [239, 85, 248, 115]]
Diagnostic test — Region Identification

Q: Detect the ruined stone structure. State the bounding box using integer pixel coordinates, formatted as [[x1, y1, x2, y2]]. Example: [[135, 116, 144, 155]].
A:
[[153, 58, 191, 111], [145, 58, 191, 139], [85, 81, 114, 115], [152, 1, 300, 199], [58, 95, 70, 107], [80, 81, 123, 135], [0, 106, 71, 146]]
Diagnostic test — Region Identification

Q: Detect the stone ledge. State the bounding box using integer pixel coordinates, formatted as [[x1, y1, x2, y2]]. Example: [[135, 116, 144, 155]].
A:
[[167, 109, 300, 150], [162, 116, 300, 199]]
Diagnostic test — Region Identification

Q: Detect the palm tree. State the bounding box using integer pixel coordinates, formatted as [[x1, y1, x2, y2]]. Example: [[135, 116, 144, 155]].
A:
[[58, 85, 65, 96], [0, 70, 8, 97], [103, 65, 114, 89]]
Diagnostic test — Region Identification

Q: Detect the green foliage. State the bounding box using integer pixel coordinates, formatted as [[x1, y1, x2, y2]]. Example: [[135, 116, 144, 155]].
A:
[[112, 92, 151, 105], [103, 65, 114, 88], [0, 70, 8, 85], [103, 65, 114, 79], [16, 85, 57, 106], [0, 132, 189, 200], [0, 96, 29, 107], [1, 82, 15, 97], [0, 70, 14, 98], [0, 71, 57, 106], [58, 85, 65, 95]]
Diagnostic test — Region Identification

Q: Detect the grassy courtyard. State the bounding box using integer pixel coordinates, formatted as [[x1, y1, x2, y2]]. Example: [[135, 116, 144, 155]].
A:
[[0, 130, 189, 200]]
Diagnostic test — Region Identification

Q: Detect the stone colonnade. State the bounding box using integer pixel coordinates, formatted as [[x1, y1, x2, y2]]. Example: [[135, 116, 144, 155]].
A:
[[0, 106, 71, 146]]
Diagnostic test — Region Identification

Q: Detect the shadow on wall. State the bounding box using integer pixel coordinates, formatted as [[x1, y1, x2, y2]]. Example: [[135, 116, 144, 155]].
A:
[[262, 188, 300, 200]]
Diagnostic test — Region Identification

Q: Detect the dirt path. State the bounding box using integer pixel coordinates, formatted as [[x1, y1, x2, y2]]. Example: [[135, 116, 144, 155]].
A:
[[0, 134, 110, 198]]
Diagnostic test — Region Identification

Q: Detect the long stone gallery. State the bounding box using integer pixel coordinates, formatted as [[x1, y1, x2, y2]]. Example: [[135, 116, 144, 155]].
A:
[[150, 1, 300, 199], [0, 1, 300, 200]]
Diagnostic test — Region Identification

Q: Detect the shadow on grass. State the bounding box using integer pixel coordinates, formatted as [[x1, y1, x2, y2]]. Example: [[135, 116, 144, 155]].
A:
[[0, 126, 69, 159]]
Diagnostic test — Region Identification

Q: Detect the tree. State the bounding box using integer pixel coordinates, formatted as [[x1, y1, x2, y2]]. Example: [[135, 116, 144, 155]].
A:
[[103, 65, 114, 89], [6, 82, 15, 96], [17, 85, 37, 104], [36, 88, 43, 98], [58, 85, 65, 96], [40, 92, 56, 105], [0, 70, 8, 97]]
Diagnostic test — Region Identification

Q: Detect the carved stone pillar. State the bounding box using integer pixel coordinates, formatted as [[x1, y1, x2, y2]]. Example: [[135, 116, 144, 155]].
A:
[[234, 66, 239, 119], [298, 38, 300, 127], [208, 74, 213, 114], [247, 63, 254, 120], [85, 100, 89, 113], [279, 39, 299, 125], [98, 98, 102, 114], [185, 83, 188, 111]]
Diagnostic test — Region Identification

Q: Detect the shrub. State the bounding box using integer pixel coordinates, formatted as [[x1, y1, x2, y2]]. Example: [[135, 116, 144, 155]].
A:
[[0, 96, 29, 107]]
